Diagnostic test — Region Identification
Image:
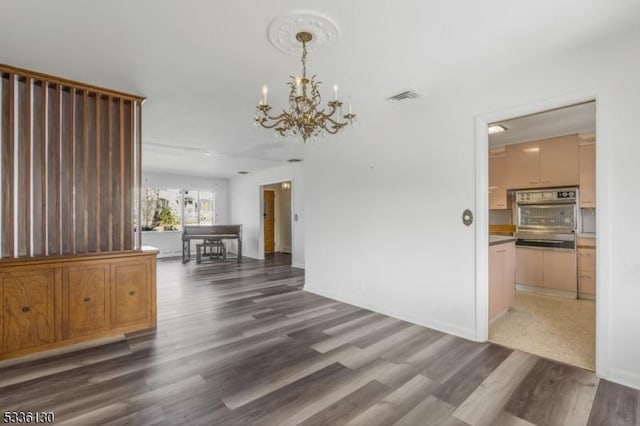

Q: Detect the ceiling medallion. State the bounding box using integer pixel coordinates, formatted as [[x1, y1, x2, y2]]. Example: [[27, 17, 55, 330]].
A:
[[255, 13, 356, 143]]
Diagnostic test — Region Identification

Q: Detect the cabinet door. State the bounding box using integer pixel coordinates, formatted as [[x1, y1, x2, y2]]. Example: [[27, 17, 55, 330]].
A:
[[501, 242, 516, 310], [578, 272, 596, 295], [539, 135, 579, 187], [506, 141, 540, 189], [515, 247, 543, 287], [2, 269, 55, 353], [62, 264, 110, 340], [488, 245, 503, 321], [112, 260, 151, 328], [543, 250, 577, 292], [578, 248, 595, 272], [489, 155, 508, 209], [579, 143, 596, 208]]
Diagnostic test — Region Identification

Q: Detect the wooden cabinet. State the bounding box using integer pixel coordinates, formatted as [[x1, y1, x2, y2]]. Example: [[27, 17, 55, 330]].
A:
[[505, 135, 579, 190], [489, 153, 508, 209], [1, 269, 55, 354], [538, 135, 579, 187], [62, 264, 110, 340], [578, 237, 596, 297], [515, 247, 543, 287], [112, 260, 152, 328], [506, 141, 540, 189], [543, 250, 577, 292], [489, 241, 516, 321], [0, 250, 157, 361], [579, 142, 596, 208], [516, 247, 577, 295]]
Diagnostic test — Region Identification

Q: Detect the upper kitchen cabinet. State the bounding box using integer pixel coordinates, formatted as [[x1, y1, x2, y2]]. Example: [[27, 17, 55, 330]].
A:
[[506, 141, 540, 189], [538, 135, 579, 187], [489, 149, 508, 209], [579, 134, 596, 208], [505, 135, 579, 190]]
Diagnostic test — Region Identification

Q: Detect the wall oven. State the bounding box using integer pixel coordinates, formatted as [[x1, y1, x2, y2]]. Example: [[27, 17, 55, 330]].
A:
[[515, 188, 578, 250]]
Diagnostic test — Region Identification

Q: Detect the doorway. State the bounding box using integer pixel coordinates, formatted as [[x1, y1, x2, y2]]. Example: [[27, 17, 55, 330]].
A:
[[261, 181, 293, 258], [482, 101, 597, 371]]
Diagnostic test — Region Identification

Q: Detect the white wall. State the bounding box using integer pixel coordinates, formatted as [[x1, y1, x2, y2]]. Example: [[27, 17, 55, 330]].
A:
[[141, 171, 230, 258], [230, 164, 304, 268], [304, 27, 640, 390]]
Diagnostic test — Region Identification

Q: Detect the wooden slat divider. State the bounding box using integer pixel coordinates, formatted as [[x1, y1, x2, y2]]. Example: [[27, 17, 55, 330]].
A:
[[119, 98, 125, 250], [24, 77, 32, 257], [0, 65, 143, 260], [41, 81, 47, 256], [7, 74, 15, 258], [96, 95, 101, 252], [83, 90, 89, 251]]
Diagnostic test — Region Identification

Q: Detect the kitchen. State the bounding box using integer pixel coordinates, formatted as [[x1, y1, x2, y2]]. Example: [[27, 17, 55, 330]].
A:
[[486, 102, 596, 370]]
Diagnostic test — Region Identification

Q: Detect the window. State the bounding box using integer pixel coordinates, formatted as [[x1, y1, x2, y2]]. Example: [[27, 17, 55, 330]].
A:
[[140, 188, 215, 231]]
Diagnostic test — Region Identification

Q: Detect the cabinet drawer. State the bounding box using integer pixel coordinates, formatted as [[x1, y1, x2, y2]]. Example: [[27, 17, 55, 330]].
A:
[[579, 272, 596, 295], [578, 248, 595, 272]]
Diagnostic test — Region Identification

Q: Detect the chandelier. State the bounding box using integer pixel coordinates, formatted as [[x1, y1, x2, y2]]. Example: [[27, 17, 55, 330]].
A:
[[254, 31, 356, 142]]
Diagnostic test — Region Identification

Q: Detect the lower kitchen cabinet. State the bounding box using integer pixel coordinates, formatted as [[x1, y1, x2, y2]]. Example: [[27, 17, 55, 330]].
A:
[[1, 268, 56, 354], [577, 237, 596, 298], [516, 247, 577, 295], [489, 241, 516, 321], [0, 250, 157, 361], [543, 250, 577, 292]]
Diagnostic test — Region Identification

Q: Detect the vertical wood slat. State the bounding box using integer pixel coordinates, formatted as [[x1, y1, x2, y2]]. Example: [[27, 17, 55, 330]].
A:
[[24, 77, 32, 257], [41, 82, 47, 256], [107, 96, 113, 252], [136, 102, 142, 250], [129, 101, 135, 250], [83, 91, 89, 252], [70, 87, 76, 255], [119, 98, 125, 251], [95, 95, 101, 252], [55, 84, 62, 255], [6, 74, 14, 258]]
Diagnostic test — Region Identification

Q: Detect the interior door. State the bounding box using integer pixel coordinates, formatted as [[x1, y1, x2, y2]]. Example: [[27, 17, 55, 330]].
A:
[[264, 190, 275, 253]]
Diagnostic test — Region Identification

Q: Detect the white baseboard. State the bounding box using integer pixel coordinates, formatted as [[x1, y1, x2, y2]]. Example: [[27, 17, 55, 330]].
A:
[[304, 286, 477, 342], [608, 368, 640, 391], [515, 284, 577, 299]]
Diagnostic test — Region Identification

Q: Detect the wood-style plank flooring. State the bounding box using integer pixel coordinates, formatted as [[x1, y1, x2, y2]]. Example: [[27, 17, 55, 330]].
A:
[[1, 254, 639, 425]]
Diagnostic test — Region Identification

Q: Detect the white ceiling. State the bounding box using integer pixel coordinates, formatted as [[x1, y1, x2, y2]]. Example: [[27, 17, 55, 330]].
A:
[[489, 101, 596, 147], [1, 1, 638, 177]]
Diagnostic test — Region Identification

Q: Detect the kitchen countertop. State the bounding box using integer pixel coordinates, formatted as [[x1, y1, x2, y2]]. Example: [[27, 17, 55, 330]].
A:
[[489, 235, 516, 246]]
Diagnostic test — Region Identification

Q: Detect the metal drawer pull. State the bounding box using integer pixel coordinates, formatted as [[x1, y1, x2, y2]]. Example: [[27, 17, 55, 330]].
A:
[[21, 306, 30, 313], [84, 297, 91, 303], [129, 290, 136, 296]]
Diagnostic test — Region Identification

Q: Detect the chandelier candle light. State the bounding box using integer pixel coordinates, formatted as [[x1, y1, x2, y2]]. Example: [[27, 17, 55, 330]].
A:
[[255, 31, 356, 142]]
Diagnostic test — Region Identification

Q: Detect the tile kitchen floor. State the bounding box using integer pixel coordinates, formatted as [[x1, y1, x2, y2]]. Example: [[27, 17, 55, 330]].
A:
[[489, 291, 595, 370]]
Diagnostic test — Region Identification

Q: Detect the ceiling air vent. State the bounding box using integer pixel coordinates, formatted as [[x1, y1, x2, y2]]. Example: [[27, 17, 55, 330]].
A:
[[387, 90, 421, 103]]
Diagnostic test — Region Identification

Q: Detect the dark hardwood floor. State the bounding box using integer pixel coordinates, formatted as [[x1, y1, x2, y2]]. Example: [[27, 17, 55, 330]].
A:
[[1, 253, 639, 425]]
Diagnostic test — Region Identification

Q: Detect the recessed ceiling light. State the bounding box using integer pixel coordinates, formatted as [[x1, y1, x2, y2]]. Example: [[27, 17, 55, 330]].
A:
[[488, 124, 507, 134], [238, 171, 249, 175], [287, 158, 303, 163]]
